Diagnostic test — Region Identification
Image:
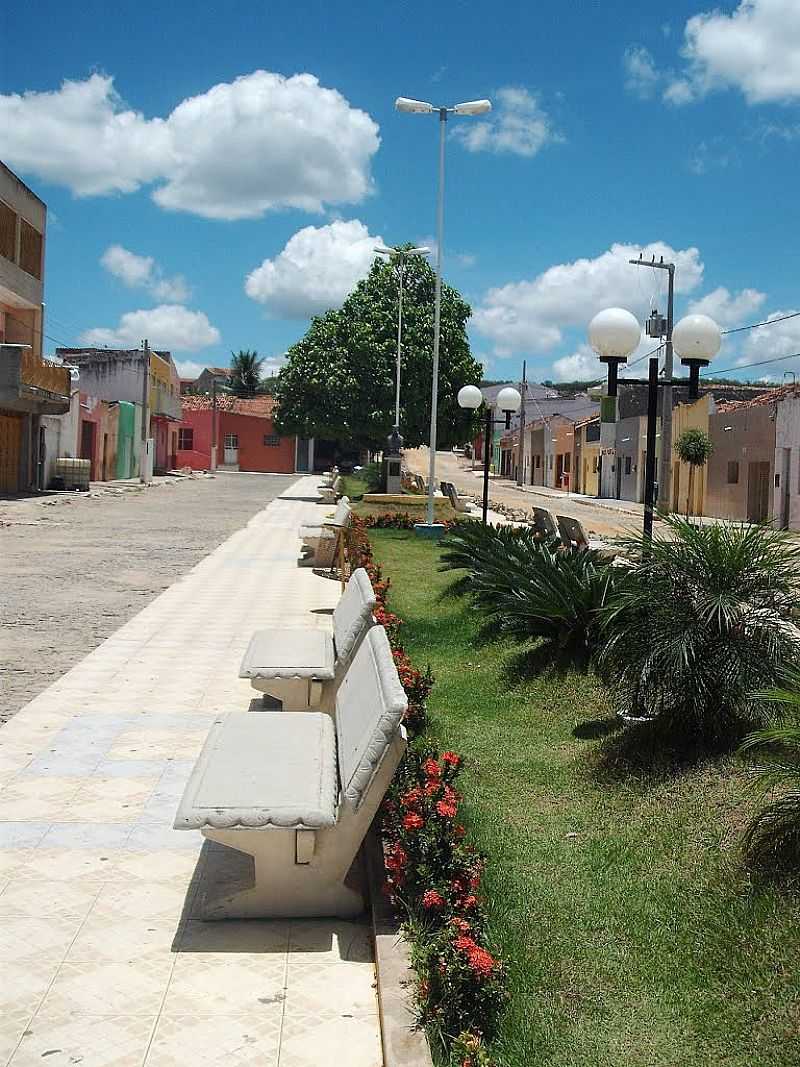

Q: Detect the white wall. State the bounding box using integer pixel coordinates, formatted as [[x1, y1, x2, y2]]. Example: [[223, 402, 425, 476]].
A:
[[774, 396, 800, 529]]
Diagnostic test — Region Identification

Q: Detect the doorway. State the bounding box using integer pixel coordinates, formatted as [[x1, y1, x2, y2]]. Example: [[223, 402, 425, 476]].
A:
[[80, 420, 96, 479], [747, 461, 771, 523], [223, 433, 239, 465], [781, 447, 791, 529]]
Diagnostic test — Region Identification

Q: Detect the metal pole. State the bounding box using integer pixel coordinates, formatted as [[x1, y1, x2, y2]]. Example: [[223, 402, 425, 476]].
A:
[[394, 257, 404, 429], [211, 377, 218, 472], [658, 265, 675, 513], [482, 405, 491, 525], [516, 360, 526, 486], [139, 339, 149, 483], [425, 108, 447, 527], [643, 356, 659, 540]]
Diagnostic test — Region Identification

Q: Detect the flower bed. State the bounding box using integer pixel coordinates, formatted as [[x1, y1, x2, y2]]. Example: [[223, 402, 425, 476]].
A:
[[350, 517, 507, 1067]]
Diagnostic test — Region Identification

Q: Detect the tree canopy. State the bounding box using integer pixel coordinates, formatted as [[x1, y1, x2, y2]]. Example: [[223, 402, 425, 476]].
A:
[[229, 349, 263, 396], [273, 250, 483, 450]]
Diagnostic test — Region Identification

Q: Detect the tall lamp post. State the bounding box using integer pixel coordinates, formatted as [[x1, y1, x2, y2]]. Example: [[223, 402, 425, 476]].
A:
[[374, 244, 430, 432], [457, 384, 521, 524], [589, 308, 721, 538], [396, 95, 492, 533]]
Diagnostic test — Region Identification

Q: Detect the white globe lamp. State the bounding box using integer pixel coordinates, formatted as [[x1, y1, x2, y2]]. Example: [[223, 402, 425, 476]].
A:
[[457, 384, 484, 410], [673, 313, 722, 398], [588, 307, 641, 362]]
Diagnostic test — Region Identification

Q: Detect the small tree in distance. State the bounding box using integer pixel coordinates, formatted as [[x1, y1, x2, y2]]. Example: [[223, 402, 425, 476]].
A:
[[230, 350, 263, 396], [675, 428, 713, 517]]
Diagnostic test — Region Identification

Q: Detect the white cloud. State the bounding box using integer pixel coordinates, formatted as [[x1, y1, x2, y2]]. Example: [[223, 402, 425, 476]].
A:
[[473, 241, 704, 356], [101, 244, 190, 303], [451, 87, 561, 157], [552, 344, 605, 382], [244, 219, 383, 318], [81, 305, 220, 352], [623, 46, 661, 98], [174, 359, 207, 379], [741, 310, 800, 365], [669, 0, 800, 105], [688, 286, 766, 327], [0, 71, 380, 220]]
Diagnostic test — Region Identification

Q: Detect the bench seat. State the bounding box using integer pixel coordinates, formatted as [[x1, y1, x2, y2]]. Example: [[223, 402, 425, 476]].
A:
[[174, 713, 338, 831], [239, 630, 336, 684]]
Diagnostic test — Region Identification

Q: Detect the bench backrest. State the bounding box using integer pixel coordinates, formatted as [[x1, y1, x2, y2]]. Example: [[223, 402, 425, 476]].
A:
[[335, 626, 407, 809], [333, 568, 376, 666], [331, 496, 351, 526], [531, 507, 558, 538], [333, 475, 343, 493], [556, 514, 588, 549]]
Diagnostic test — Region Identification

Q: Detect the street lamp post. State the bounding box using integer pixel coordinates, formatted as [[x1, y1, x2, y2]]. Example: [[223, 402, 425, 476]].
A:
[[396, 95, 492, 533], [374, 244, 430, 431], [588, 308, 721, 538], [457, 384, 521, 524]]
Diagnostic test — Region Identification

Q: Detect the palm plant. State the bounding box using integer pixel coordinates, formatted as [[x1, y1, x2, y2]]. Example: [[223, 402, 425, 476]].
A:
[[675, 428, 713, 517], [440, 521, 621, 664], [229, 349, 263, 396], [740, 687, 800, 877], [599, 516, 800, 744]]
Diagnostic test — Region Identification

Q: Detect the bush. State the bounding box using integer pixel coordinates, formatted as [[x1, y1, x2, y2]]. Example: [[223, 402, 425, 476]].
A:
[[741, 678, 800, 878], [599, 516, 800, 744], [440, 520, 620, 665]]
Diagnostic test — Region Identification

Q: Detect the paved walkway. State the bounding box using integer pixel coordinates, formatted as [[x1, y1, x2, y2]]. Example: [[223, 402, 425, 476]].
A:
[[0, 478, 383, 1067]]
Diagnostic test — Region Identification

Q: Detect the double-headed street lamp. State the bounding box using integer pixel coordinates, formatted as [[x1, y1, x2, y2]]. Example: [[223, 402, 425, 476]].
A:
[[457, 384, 521, 524], [374, 244, 430, 432], [396, 95, 492, 531], [588, 307, 721, 538]]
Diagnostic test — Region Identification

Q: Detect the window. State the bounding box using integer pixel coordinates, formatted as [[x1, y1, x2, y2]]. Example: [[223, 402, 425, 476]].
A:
[[224, 434, 238, 449], [178, 428, 194, 450], [19, 219, 43, 279], [0, 201, 15, 263], [624, 456, 632, 476], [727, 461, 739, 484], [263, 433, 280, 446]]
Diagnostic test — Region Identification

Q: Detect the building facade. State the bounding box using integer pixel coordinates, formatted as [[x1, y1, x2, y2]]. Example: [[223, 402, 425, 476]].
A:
[[0, 163, 70, 492]]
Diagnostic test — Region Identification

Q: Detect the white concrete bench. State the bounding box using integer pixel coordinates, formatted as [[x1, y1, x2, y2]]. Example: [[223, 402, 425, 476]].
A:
[[299, 496, 351, 567], [556, 513, 609, 554], [174, 625, 407, 918], [442, 481, 471, 514], [531, 506, 559, 540], [318, 474, 342, 504], [239, 567, 376, 710]]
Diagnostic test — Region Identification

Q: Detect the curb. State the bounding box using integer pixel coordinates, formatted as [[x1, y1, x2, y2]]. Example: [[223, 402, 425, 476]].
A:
[[365, 830, 434, 1067]]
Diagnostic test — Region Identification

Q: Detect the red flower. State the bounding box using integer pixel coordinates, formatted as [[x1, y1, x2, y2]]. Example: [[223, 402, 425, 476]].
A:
[[466, 945, 496, 978], [462, 894, 479, 910], [442, 751, 462, 768], [436, 799, 458, 819], [454, 824, 467, 839], [403, 812, 424, 831], [422, 757, 442, 780], [422, 889, 445, 910], [423, 780, 441, 797], [442, 785, 460, 805], [400, 787, 423, 809], [385, 846, 407, 871], [454, 934, 478, 954], [449, 917, 471, 932]]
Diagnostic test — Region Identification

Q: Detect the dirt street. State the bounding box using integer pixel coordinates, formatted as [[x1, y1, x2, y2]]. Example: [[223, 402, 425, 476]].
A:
[[404, 447, 645, 538], [0, 472, 296, 723]]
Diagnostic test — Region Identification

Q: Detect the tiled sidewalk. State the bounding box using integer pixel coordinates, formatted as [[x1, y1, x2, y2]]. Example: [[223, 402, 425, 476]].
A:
[[0, 479, 383, 1067]]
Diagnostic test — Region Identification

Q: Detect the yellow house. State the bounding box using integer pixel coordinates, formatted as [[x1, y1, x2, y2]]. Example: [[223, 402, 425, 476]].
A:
[[671, 394, 714, 516], [574, 416, 600, 496]]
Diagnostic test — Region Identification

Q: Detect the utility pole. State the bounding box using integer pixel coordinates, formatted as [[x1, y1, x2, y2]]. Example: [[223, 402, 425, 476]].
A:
[[210, 377, 218, 472], [629, 254, 675, 514], [516, 360, 527, 486], [139, 338, 150, 484]]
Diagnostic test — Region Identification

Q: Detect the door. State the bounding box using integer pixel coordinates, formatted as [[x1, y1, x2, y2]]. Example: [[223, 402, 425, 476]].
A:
[[223, 433, 239, 465], [38, 424, 46, 490], [781, 447, 791, 529], [673, 461, 681, 513], [80, 420, 96, 479], [0, 412, 23, 493], [747, 461, 771, 523], [102, 433, 109, 481]]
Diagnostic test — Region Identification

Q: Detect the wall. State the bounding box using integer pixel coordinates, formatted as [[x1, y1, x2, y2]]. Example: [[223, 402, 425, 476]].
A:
[[528, 425, 545, 485], [175, 407, 297, 473], [615, 415, 644, 502], [78, 394, 119, 481], [706, 405, 775, 522], [772, 395, 800, 528], [671, 395, 713, 516]]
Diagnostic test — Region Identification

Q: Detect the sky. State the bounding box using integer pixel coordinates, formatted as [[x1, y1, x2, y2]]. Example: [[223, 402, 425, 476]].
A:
[[2, 0, 800, 386]]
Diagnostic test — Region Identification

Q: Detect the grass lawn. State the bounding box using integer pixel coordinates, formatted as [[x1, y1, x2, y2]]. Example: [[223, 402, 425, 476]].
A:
[[370, 527, 800, 1067], [341, 472, 372, 500]]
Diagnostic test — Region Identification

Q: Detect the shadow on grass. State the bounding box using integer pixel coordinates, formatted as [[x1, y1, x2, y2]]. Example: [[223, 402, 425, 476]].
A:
[[501, 641, 582, 684], [436, 574, 471, 601], [572, 717, 621, 741], [591, 718, 743, 784]]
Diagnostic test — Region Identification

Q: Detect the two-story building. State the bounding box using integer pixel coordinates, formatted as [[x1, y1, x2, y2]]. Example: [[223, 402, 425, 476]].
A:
[[0, 162, 70, 492]]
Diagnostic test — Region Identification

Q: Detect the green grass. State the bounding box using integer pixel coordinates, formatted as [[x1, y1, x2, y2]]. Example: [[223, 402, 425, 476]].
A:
[[340, 472, 371, 500], [370, 528, 800, 1067]]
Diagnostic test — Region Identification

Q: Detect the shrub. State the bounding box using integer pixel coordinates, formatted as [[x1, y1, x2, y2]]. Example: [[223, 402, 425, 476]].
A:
[[741, 678, 800, 878], [599, 516, 800, 744]]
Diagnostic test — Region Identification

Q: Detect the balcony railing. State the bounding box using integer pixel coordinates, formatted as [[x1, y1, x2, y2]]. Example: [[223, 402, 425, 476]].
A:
[[20, 347, 71, 399]]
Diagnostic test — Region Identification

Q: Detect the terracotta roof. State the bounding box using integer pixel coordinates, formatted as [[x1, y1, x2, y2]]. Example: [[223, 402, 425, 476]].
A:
[[180, 394, 277, 417], [210, 367, 233, 376], [715, 384, 800, 413]]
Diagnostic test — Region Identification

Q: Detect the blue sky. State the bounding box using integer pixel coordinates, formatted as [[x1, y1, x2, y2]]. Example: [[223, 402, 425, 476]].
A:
[[2, 0, 800, 384]]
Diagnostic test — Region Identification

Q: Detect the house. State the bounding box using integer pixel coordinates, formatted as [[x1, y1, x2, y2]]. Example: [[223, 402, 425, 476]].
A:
[[181, 366, 233, 395], [0, 162, 70, 492], [176, 394, 313, 474], [574, 416, 600, 496], [55, 347, 182, 475], [706, 396, 775, 524]]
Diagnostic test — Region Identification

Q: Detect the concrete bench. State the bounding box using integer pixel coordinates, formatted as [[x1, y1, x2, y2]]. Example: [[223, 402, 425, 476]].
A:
[[319, 474, 342, 504], [556, 513, 609, 554], [174, 625, 408, 919], [300, 496, 351, 567], [239, 567, 376, 710], [531, 506, 559, 540], [441, 481, 471, 514]]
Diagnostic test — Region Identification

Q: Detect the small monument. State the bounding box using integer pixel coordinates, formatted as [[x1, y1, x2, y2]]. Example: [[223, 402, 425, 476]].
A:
[[383, 426, 404, 494]]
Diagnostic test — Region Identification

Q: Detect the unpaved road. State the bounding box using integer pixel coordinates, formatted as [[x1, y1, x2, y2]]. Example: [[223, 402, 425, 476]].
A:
[[404, 447, 644, 538], [0, 472, 295, 723]]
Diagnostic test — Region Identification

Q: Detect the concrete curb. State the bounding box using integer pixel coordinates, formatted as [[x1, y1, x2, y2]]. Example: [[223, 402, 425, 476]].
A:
[[365, 830, 434, 1067]]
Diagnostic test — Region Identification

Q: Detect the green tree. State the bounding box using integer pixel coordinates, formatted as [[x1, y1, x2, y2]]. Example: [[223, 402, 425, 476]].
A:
[[675, 427, 713, 516], [230, 349, 263, 396], [273, 250, 483, 450]]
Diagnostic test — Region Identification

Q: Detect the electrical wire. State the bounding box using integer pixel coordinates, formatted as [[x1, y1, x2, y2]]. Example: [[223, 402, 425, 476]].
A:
[[721, 310, 800, 336], [701, 349, 800, 378]]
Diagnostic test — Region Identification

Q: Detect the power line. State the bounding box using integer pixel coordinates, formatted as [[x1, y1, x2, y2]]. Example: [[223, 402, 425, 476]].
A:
[[722, 309, 800, 336], [701, 349, 800, 378]]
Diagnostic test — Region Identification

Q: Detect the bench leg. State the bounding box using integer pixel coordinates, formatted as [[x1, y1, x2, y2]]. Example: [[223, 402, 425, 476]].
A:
[[199, 827, 365, 919], [248, 677, 313, 711]]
